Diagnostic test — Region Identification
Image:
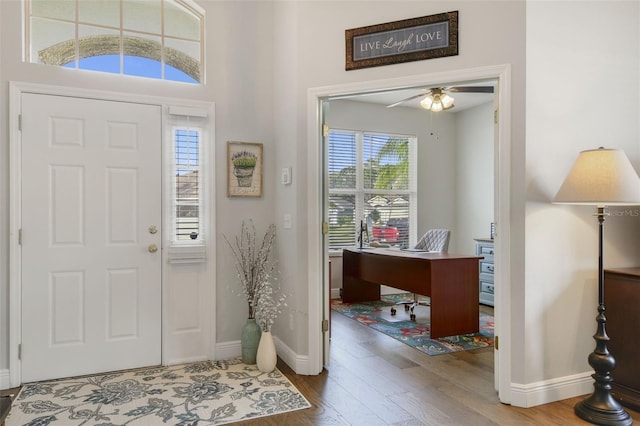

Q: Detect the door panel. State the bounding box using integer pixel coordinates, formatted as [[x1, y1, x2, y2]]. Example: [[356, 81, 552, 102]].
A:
[[20, 93, 162, 382]]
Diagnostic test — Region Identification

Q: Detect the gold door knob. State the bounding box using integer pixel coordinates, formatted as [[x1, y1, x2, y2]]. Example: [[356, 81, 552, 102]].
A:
[[148, 225, 158, 234], [148, 244, 158, 253]]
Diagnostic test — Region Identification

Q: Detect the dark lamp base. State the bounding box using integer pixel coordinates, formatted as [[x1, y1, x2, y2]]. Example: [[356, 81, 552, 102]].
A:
[[575, 395, 632, 426]]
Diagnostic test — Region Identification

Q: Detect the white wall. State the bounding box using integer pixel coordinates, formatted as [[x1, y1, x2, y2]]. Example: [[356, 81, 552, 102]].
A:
[[524, 0, 640, 401], [417, 111, 458, 244], [455, 102, 494, 255]]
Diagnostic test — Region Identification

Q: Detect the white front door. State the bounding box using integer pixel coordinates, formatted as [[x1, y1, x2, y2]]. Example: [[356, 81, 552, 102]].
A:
[[20, 93, 162, 383]]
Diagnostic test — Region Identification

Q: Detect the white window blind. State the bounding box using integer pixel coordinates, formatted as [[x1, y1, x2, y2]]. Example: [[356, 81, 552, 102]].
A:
[[174, 127, 201, 241], [328, 129, 416, 249], [168, 109, 207, 245]]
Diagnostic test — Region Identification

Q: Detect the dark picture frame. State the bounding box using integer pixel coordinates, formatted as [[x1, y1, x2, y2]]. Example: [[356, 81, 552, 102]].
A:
[[345, 11, 458, 71], [227, 141, 263, 197]]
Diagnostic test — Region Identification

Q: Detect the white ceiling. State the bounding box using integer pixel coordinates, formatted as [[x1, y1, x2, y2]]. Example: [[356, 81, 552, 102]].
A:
[[334, 83, 495, 113]]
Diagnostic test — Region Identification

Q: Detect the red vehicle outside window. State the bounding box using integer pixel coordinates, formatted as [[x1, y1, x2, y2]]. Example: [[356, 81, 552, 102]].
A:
[[372, 225, 399, 243]]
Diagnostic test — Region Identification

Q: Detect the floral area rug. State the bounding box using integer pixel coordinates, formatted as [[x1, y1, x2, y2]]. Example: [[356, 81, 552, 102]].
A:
[[7, 357, 311, 425], [331, 293, 494, 356]]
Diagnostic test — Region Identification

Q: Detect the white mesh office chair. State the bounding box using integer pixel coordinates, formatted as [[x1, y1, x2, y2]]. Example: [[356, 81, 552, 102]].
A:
[[414, 228, 450, 252], [391, 228, 450, 320]]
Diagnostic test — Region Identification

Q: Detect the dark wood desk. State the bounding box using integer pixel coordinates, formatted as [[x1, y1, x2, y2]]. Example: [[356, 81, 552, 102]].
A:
[[342, 247, 482, 338]]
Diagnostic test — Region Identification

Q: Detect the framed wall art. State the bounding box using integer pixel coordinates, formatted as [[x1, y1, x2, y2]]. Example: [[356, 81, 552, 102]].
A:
[[227, 141, 263, 197], [345, 11, 458, 71]]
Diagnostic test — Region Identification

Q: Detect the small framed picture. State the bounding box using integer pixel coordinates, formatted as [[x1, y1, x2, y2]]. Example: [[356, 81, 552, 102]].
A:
[[227, 141, 263, 197]]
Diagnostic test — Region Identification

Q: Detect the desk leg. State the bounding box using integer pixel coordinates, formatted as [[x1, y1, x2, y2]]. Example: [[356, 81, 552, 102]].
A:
[[430, 260, 480, 339], [342, 275, 381, 303]]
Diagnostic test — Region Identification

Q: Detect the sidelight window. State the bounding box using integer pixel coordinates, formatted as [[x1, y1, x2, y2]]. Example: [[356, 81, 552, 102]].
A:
[[167, 107, 209, 246]]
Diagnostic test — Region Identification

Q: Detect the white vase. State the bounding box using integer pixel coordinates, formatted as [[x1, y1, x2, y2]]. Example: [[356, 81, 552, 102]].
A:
[[256, 330, 277, 373]]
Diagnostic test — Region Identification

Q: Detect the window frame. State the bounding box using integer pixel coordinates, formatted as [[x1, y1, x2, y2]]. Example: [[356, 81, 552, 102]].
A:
[[165, 105, 212, 263], [172, 124, 203, 244], [327, 128, 417, 251], [24, 0, 204, 83]]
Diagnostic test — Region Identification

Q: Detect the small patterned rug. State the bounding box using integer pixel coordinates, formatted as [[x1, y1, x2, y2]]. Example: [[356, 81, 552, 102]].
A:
[[7, 358, 311, 425], [331, 293, 494, 356]]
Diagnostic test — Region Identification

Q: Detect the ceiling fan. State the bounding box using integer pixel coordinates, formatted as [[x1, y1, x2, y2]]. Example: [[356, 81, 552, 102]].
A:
[[386, 86, 494, 111]]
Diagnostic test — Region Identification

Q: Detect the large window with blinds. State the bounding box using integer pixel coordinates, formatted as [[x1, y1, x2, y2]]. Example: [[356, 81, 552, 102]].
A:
[[328, 129, 417, 249]]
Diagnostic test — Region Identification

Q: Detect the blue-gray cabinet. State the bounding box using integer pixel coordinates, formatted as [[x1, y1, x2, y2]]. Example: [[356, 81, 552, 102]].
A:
[[475, 238, 494, 306]]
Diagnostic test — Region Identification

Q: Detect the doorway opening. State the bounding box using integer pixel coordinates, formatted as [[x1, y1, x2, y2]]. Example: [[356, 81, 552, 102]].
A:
[[306, 65, 512, 403]]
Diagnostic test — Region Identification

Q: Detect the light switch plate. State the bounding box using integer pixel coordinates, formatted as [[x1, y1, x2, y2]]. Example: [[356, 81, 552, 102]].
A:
[[281, 167, 292, 185]]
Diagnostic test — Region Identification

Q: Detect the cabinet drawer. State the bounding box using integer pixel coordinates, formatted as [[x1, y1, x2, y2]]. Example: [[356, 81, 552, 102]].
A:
[[477, 243, 494, 262], [481, 281, 494, 295], [480, 291, 494, 306], [480, 272, 494, 283], [480, 262, 495, 275]]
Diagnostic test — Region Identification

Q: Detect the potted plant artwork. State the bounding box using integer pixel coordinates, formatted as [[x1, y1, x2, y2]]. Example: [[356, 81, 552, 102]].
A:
[[232, 150, 257, 187]]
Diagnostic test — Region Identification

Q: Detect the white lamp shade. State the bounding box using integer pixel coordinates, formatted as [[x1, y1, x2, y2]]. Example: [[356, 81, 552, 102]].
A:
[[553, 148, 640, 206]]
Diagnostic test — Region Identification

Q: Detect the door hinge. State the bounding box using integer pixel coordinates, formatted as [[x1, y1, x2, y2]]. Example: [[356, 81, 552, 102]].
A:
[[322, 319, 329, 332], [18, 228, 22, 245], [495, 335, 499, 350], [18, 114, 22, 131], [322, 221, 329, 235], [494, 109, 498, 124], [18, 344, 22, 360], [323, 123, 329, 137]]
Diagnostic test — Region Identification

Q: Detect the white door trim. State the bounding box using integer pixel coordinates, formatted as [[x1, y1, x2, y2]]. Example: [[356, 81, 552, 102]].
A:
[[9, 81, 216, 387], [306, 64, 513, 403]]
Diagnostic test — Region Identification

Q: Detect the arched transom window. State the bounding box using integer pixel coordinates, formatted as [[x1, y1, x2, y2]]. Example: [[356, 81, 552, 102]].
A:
[[26, 0, 204, 84]]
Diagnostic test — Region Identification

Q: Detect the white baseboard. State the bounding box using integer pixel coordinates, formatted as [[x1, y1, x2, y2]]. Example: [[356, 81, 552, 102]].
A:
[[215, 340, 241, 362], [215, 337, 310, 375], [273, 336, 310, 375], [510, 372, 593, 408], [0, 369, 10, 390]]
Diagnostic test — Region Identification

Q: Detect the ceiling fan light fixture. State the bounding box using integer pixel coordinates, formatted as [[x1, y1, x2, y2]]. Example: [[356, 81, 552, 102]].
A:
[[441, 93, 455, 109], [419, 90, 455, 112], [420, 96, 434, 109], [430, 99, 444, 112]]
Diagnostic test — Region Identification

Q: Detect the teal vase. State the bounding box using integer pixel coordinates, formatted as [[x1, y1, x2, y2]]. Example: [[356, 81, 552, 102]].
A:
[[241, 318, 261, 364]]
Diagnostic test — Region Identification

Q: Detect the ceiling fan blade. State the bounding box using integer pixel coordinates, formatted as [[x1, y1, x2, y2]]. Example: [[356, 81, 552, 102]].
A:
[[386, 92, 431, 108], [448, 86, 494, 94]]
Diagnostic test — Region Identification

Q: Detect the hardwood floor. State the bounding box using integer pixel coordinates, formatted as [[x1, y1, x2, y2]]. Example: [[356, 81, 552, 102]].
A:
[[3, 306, 639, 425], [238, 306, 640, 426]]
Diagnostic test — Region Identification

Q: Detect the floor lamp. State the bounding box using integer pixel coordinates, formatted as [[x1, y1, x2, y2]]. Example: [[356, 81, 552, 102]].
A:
[[554, 147, 640, 426]]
